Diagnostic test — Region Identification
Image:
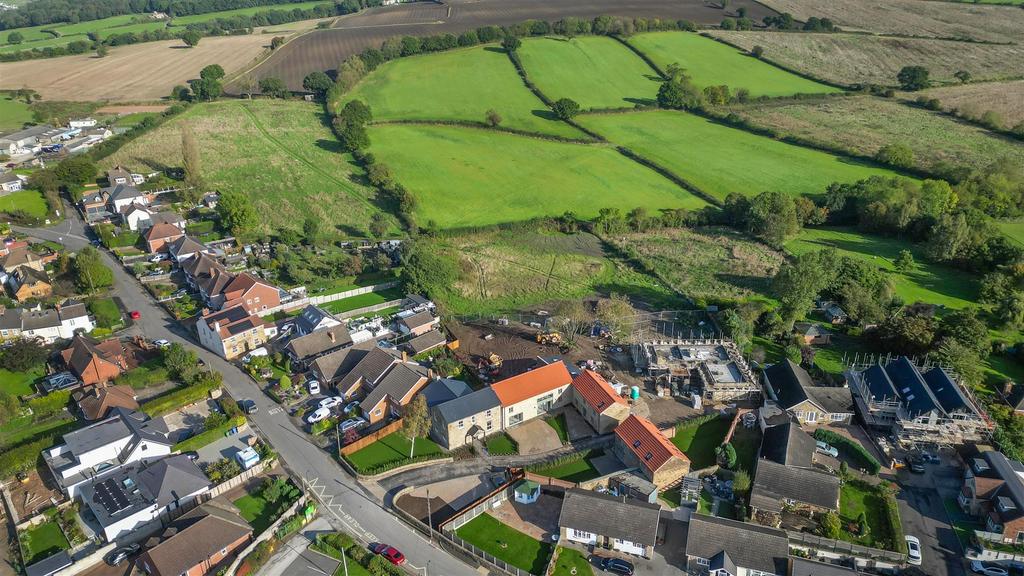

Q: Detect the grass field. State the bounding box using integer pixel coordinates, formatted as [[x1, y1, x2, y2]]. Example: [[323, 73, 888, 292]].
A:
[[518, 36, 660, 109], [581, 110, 901, 201], [729, 96, 1024, 172], [455, 513, 553, 574], [0, 189, 48, 218], [918, 80, 1024, 129], [672, 416, 730, 469], [344, 433, 443, 474], [785, 227, 978, 308], [102, 100, 391, 236], [19, 520, 70, 565], [628, 32, 839, 97], [611, 227, 783, 303], [709, 31, 1024, 88], [344, 45, 582, 138], [0, 93, 33, 132], [368, 123, 707, 228]]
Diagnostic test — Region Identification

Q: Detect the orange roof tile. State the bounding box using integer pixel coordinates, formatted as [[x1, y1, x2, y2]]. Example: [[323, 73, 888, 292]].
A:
[[491, 361, 572, 406], [614, 414, 688, 475], [572, 370, 626, 413]]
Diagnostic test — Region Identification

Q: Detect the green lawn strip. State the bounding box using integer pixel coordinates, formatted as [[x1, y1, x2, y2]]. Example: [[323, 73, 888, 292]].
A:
[[20, 520, 70, 565], [551, 546, 593, 576], [454, 513, 553, 574], [485, 433, 518, 455], [518, 36, 660, 109], [368, 123, 707, 229], [626, 31, 839, 97], [344, 44, 582, 138], [544, 414, 569, 444], [838, 481, 893, 549], [672, 416, 730, 469], [785, 227, 977, 309], [0, 189, 48, 218], [0, 94, 34, 132], [0, 365, 43, 397], [579, 110, 903, 202], [320, 287, 405, 315], [344, 432, 443, 474]]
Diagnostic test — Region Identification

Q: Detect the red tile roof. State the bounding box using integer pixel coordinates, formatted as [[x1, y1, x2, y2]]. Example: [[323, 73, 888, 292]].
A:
[[491, 361, 572, 407], [615, 414, 688, 475], [572, 370, 625, 413]]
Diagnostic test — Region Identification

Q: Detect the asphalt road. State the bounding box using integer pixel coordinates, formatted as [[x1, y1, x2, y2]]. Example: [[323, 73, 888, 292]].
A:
[[16, 213, 478, 576]]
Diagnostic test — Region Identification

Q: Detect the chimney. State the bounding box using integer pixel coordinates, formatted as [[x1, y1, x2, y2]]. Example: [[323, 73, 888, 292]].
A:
[[329, 331, 336, 343]]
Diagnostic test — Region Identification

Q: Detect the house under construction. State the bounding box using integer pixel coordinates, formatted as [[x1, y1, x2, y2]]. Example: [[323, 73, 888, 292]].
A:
[[845, 354, 991, 447], [632, 339, 759, 403]]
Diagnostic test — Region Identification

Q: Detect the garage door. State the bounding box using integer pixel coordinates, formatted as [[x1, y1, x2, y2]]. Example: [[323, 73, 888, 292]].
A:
[[612, 539, 645, 556]]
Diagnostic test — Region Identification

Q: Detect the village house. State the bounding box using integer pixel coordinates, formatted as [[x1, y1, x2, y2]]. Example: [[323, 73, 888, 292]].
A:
[[0, 171, 25, 194], [749, 459, 841, 528], [612, 414, 690, 489], [491, 361, 574, 429], [429, 387, 501, 450], [396, 309, 439, 337], [558, 488, 661, 558], [43, 407, 174, 497], [0, 301, 94, 343], [195, 304, 271, 360], [685, 514, 790, 576], [569, 369, 629, 434], [959, 449, 1024, 545], [285, 325, 354, 369], [61, 334, 128, 385], [763, 359, 854, 426], [73, 384, 140, 421], [9, 266, 52, 301], [136, 499, 253, 576], [143, 222, 186, 253]]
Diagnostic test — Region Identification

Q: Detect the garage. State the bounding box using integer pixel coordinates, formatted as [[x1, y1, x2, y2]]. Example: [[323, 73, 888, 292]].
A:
[[612, 538, 646, 556]]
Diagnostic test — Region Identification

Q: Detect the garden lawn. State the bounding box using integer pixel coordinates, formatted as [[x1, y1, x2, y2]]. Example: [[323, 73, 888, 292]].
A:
[[0, 365, 43, 396], [580, 110, 902, 201], [320, 287, 405, 315], [0, 189, 48, 218], [20, 520, 70, 565], [233, 493, 278, 535], [0, 93, 33, 132], [344, 45, 582, 138], [627, 31, 840, 97], [454, 513, 553, 574], [344, 432, 443, 474], [552, 547, 593, 576], [785, 227, 978, 309], [518, 36, 660, 109], [368, 123, 706, 228], [839, 481, 893, 549], [672, 416, 730, 469]]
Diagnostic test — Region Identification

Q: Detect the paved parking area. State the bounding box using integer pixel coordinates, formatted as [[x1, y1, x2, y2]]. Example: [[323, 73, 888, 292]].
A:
[[507, 419, 562, 455]]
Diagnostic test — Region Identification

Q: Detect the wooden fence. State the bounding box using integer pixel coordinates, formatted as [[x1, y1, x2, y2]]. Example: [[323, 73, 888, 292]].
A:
[[339, 418, 404, 455]]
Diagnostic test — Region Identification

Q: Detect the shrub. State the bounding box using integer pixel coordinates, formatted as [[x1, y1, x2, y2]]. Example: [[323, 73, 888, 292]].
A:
[[813, 429, 881, 474]]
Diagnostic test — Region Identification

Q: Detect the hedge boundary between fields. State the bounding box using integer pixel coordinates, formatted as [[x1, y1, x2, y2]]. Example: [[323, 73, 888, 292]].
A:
[[813, 428, 881, 474]]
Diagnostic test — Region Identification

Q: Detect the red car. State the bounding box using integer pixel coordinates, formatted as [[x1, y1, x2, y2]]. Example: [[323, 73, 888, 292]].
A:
[[129, 310, 141, 320], [369, 543, 405, 565]]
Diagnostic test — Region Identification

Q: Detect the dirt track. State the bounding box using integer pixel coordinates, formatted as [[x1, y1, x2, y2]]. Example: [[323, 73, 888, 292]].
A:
[[244, 0, 778, 91]]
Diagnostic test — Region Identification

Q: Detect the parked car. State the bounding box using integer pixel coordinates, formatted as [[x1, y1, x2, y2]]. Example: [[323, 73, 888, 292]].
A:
[[104, 543, 141, 566], [909, 458, 926, 474], [129, 310, 141, 320], [596, 556, 634, 575], [971, 561, 1009, 576], [369, 543, 406, 565], [340, 418, 367, 433], [239, 399, 258, 414], [306, 407, 331, 424], [815, 441, 839, 458], [153, 339, 170, 348], [307, 379, 321, 395], [905, 535, 922, 566], [319, 396, 344, 409]]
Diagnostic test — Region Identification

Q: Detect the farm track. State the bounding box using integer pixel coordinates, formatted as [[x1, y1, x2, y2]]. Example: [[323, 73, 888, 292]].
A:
[[240, 0, 778, 91]]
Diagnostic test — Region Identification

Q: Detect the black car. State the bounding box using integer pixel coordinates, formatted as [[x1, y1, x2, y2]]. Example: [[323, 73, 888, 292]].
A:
[[599, 557, 635, 575], [104, 543, 141, 566], [909, 458, 926, 474]]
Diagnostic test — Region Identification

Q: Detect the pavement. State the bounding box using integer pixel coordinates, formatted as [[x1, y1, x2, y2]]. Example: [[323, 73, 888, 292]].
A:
[[15, 212, 482, 576]]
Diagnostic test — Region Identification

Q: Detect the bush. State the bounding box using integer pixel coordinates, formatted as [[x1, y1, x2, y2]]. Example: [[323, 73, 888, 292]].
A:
[[813, 429, 881, 474]]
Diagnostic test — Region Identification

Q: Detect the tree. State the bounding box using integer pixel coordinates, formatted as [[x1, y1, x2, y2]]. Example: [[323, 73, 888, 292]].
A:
[[552, 98, 580, 120], [485, 109, 502, 127], [302, 71, 332, 98], [259, 77, 289, 99], [501, 36, 521, 53], [180, 124, 203, 205], [894, 250, 914, 273], [875, 143, 914, 169], [819, 512, 842, 539], [217, 190, 258, 237], [402, 395, 429, 458], [897, 65, 929, 91], [954, 70, 971, 84], [7, 31, 24, 45], [181, 30, 201, 48], [0, 339, 48, 372], [200, 64, 225, 81], [747, 191, 800, 248], [716, 443, 737, 469], [73, 246, 113, 293], [369, 212, 388, 238]]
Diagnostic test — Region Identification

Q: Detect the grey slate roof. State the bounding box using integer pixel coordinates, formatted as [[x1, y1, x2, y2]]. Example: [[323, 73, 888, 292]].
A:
[[433, 386, 500, 425], [791, 558, 861, 576], [360, 363, 429, 412], [421, 378, 473, 407], [685, 514, 789, 575], [405, 329, 446, 355], [557, 488, 661, 546], [750, 459, 840, 513], [759, 420, 814, 468], [285, 326, 353, 362]]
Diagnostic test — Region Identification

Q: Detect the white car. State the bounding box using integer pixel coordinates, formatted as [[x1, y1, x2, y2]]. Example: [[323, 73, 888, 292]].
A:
[[307, 379, 321, 395], [153, 339, 170, 348], [905, 535, 922, 566], [319, 396, 344, 410], [306, 407, 331, 424], [971, 561, 1009, 576]]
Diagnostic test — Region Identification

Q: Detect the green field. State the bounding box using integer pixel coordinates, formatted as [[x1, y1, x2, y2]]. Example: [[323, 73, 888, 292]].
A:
[[454, 513, 553, 574], [102, 100, 391, 237], [344, 45, 583, 138], [0, 94, 33, 132], [0, 189, 48, 218], [368, 123, 707, 228], [518, 36, 661, 109], [169, 1, 331, 24], [627, 32, 840, 97], [785, 227, 978, 308], [580, 110, 902, 201]]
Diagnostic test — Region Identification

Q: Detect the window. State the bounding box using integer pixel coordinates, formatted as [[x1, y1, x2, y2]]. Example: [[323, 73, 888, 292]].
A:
[[696, 557, 710, 566]]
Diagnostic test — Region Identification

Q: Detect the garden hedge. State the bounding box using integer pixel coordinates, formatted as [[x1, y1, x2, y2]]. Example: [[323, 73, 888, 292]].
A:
[[813, 428, 881, 474]]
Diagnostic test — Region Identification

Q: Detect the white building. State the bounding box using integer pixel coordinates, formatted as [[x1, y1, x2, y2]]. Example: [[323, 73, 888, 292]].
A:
[[0, 301, 95, 343]]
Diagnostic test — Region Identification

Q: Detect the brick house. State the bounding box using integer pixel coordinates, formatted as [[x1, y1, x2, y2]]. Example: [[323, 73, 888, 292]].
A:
[[569, 370, 629, 434], [612, 414, 690, 489]]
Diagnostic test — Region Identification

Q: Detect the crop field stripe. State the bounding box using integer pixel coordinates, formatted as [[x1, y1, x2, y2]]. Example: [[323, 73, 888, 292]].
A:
[[239, 103, 374, 210]]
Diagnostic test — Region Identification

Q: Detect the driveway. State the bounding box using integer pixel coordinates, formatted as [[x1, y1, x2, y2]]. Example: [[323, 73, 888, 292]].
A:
[[507, 419, 562, 455]]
